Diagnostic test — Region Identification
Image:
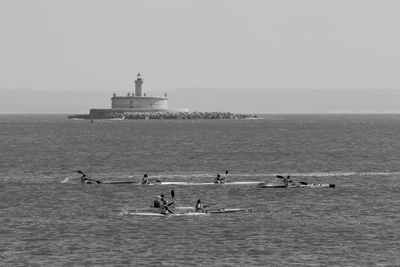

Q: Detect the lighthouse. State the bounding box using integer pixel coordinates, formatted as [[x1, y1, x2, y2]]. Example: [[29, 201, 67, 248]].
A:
[[83, 73, 190, 118], [135, 73, 143, 96], [109, 73, 180, 110]]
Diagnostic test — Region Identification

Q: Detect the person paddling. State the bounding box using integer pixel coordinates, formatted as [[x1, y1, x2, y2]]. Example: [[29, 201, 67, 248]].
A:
[[277, 175, 297, 186], [153, 192, 174, 214], [214, 171, 228, 184], [153, 194, 162, 208], [141, 173, 150, 185], [78, 171, 102, 184], [286, 176, 297, 186], [80, 174, 90, 184], [160, 193, 175, 215], [81, 175, 99, 184], [282, 176, 290, 185], [195, 199, 204, 212]]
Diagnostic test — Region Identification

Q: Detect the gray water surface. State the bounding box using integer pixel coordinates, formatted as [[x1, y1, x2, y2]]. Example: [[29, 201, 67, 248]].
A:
[[1, 114, 399, 266]]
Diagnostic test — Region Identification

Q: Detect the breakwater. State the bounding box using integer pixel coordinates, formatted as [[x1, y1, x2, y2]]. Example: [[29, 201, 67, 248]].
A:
[[68, 111, 258, 120], [124, 111, 258, 120]]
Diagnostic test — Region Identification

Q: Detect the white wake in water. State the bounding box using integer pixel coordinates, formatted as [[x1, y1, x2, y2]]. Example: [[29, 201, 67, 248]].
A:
[[160, 171, 400, 180], [60, 177, 71, 183], [57, 171, 400, 183]]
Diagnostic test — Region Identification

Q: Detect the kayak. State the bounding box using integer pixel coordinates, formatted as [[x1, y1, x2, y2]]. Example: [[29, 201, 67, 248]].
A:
[[116, 207, 195, 213], [258, 183, 335, 188], [171, 207, 252, 214], [296, 183, 335, 188], [119, 208, 252, 215], [207, 208, 252, 214], [102, 181, 262, 185], [159, 181, 261, 185], [257, 183, 287, 188], [123, 211, 210, 217], [102, 181, 144, 184]]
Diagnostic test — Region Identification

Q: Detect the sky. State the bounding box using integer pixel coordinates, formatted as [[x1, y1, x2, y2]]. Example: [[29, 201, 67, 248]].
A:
[[1, 0, 400, 113]]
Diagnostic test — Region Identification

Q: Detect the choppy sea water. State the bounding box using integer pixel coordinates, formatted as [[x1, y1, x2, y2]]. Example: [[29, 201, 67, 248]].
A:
[[1, 114, 399, 266]]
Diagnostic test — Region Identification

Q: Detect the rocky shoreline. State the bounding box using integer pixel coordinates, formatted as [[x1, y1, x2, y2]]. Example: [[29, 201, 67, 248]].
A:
[[68, 111, 258, 120]]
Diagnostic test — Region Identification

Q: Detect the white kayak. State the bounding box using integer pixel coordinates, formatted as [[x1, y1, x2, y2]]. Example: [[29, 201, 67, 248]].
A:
[[120, 208, 252, 215], [103, 181, 262, 185], [258, 183, 335, 188], [257, 183, 287, 188], [169, 207, 252, 214], [102, 181, 138, 184], [207, 208, 253, 214], [296, 183, 335, 188], [159, 181, 261, 185], [123, 211, 210, 217]]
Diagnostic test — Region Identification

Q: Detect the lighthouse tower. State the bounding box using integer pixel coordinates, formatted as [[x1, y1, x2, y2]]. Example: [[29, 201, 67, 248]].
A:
[[135, 73, 143, 96], [109, 73, 176, 111]]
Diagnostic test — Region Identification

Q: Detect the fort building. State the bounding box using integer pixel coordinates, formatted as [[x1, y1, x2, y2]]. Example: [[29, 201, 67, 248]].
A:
[[87, 73, 188, 118], [110, 73, 169, 110], [68, 73, 257, 120]]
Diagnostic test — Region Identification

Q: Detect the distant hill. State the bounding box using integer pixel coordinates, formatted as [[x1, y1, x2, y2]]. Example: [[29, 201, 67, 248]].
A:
[[169, 88, 400, 114], [0, 89, 111, 114], [2, 88, 400, 114]]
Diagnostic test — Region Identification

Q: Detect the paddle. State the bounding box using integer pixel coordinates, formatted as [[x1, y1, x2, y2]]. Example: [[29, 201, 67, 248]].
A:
[[224, 170, 228, 183], [76, 170, 103, 184], [169, 189, 175, 207], [162, 190, 174, 214]]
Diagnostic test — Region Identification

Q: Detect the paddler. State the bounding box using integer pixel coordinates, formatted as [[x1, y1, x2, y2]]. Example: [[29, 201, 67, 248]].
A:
[[282, 176, 289, 185], [153, 194, 162, 208], [214, 174, 226, 184], [283, 176, 297, 186], [160, 193, 175, 215], [77, 170, 102, 184], [194, 199, 204, 212], [141, 173, 150, 185], [80, 174, 98, 184], [153, 193, 174, 214], [80, 175, 90, 184], [277, 175, 294, 186]]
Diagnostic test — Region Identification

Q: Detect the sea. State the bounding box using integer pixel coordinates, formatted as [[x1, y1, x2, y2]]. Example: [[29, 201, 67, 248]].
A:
[[1, 114, 399, 266]]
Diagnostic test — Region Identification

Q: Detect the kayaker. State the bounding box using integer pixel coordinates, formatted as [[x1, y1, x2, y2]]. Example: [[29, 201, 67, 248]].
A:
[[195, 199, 204, 212], [141, 173, 150, 185], [153, 193, 174, 214], [77, 170, 102, 184], [283, 176, 298, 186], [277, 175, 293, 186], [80, 174, 98, 184], [160, 193, 174, 215], [214, 174, 226, 184], [282, 176, 289, 185], [153, 194, 162, 208], [80, 174, 90, 184]]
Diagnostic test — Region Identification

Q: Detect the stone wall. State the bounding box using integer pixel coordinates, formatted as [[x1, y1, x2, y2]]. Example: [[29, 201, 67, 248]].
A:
[[89, 108, 188, 119], [86, 109, 257, 120], [111, 96, 168, 109]]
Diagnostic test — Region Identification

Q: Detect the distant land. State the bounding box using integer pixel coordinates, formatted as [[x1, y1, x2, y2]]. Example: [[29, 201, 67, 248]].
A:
[[1, 88, 400, 114], [170, 88, 400, 114]]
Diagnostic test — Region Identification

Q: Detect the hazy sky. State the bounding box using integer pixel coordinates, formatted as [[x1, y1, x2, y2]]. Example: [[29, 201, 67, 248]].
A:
[[1, 0, 400, 94]]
